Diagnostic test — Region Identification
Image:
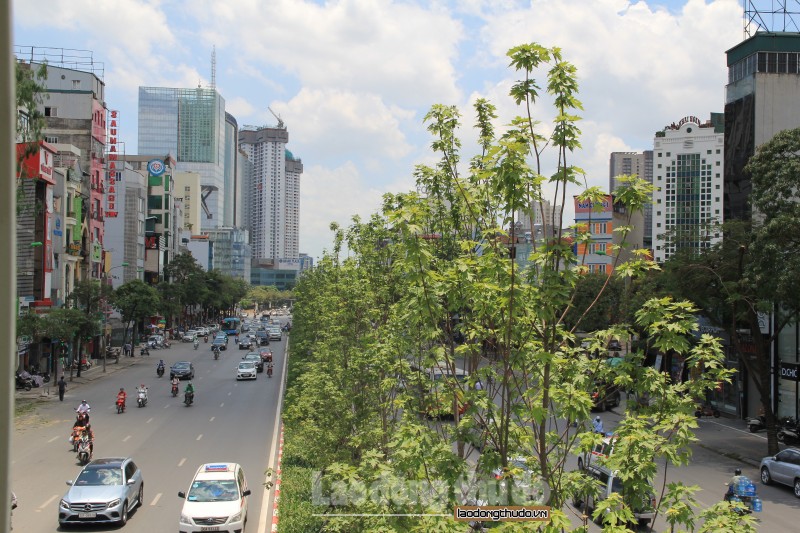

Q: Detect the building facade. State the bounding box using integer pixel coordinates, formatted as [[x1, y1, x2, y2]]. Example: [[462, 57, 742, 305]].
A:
[[103, 163, 147, 288], [238, 126, 302, 264], [203, 227, 252, 282], [573, 195, 644, 274], [652, 114, 724, 263], [138, 86, 226, 228], [609, 150, 653, 248]]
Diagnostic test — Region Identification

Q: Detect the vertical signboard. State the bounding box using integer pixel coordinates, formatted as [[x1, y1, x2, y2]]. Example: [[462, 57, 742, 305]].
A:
[[106, 110, 121, 218]]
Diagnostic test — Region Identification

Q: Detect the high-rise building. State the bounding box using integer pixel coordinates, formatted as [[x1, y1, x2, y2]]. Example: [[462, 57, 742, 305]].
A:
[[138, 86, 226, 228], [224, 112, 239, 227], [652, 114, 724, 263], [239, 125, 302, 265], [516, 199, 562, 241], [609, 151, 653, 248], [173, 172, 203, 234], [103, 162, 147, 288]]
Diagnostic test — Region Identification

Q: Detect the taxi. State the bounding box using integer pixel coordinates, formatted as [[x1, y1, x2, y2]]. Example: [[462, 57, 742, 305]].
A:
[[178, 463, 251, 533]]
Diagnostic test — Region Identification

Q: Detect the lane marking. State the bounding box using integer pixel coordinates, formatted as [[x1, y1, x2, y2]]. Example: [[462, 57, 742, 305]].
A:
[[209, 417, 215, 422], [259, 341, 290, 533], [39, 494, 59, 510], [220, 403, 224, 407], [123, 435, 131, 442], [164, 404, 169, 409], [699, 419, 768, 440], [146, 417, 154, 424], [196, 434, 203, 441], [48, 436, 59, 443], [150, 492, 162, 506], [228, 392, 232, 396], [178, 458, 186, 467]]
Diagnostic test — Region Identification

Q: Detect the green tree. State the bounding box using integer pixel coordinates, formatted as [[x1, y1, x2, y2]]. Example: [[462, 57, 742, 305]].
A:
[[279, 43, 744, 532], [68, 280, 111, 376], [110, 279, 161, 345], [41, 307, 90, 379]]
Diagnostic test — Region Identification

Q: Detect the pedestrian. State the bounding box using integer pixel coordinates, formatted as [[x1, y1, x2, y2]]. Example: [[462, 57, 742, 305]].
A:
[[124, 342, 132, 357], [593, 416, 604, 434], [57, 375, 67, 401]]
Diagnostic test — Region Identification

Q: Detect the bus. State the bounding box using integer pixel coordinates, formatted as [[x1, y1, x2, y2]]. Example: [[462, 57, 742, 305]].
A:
[[221, 317, 241, 336]]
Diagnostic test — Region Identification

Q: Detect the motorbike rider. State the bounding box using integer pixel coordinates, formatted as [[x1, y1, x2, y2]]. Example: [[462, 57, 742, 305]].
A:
[[137, 383, 149, 402], [75, 400, 91, 423], [184, 381, 195, 403], [725, 468, 747, 501], [592, 416, 604, 434], [193, 338, 199, 350], [157, 359, 165, 373], [266, 362, 274, 377], [204, 334, 209, 343], [116, 387, 127, 408], [82, 423, 95, 457]]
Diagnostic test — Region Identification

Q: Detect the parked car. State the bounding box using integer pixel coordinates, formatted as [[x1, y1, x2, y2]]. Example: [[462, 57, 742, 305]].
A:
[[236, 361, 258, 381], [170, 361, 195, 380], [58, 457, 144, 526], [178, 463, 251, 532], [760, 447, 800, 497], [243, 352, 264, 373], [572, 464, 656, 528]]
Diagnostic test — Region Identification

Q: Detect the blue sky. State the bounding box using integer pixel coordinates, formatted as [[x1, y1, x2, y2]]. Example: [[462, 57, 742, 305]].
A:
[[13, 0, 746, 261]]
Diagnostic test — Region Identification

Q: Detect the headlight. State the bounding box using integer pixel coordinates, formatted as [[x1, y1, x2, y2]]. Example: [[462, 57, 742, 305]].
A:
[[180, 513, 193, 525], [107, 498, 121, 509], [60, 499, 70, 510], [229, 510, 242, 522]]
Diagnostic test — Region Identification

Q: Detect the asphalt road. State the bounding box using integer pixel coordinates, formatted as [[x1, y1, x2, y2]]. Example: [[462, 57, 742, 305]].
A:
[[11, 327, 288, 532]]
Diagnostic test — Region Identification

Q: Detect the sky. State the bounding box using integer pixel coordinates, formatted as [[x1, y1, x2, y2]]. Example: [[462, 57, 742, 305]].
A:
[[13, 0, 749, 262]]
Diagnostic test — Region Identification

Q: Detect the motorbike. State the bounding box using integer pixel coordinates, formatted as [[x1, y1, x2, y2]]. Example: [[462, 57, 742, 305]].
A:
[[77, 434, 91, 465], [695, 403, 721, 418], [141, 346, 150, 356], [212, 346, 220, 360], [30, 364, 51, 383], [184, 391, 194, 406], [14, 373, 33, 391], [267, 365, 273, 378], [193, 341, 199, 350], [171, 382, 179, 397], [75, 410, 90, 425], [163, 341, 171, 349], [137, 389, 148, 408], [204, 335, 209, 343], [777, 418, 800, 445], [116, 396, 126, 414], [747, 414, 766, 433], [157, 364, 165, 378], [724, 477, 762, 515], [70, 427, 83, 452]]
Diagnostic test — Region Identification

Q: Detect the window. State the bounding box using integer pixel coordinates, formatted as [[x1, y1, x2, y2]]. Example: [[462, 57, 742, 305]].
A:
[[44, 135, 58, 144], [73, 80, 81, 89], [44, 107, 57, 117]]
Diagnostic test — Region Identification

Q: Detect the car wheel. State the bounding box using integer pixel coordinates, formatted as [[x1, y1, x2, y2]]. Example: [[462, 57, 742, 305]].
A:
[[794, 479, 800, 498], [119, 500, 128, 525], [760, 467, 772, 485], [138, 484, 144, 507]]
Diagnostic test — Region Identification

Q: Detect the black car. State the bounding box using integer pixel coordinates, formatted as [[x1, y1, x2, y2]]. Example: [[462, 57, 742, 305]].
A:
[[243, 352, 264, 373], [211, 337, 227, 351], [254, 331, 269, 346], [170, 361, 195, 380]]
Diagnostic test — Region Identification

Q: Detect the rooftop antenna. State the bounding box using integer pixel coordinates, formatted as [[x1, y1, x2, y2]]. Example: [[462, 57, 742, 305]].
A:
[[268, 107, 285, 129], [744, 0, 800, 38], [211, 45, 216, 89]]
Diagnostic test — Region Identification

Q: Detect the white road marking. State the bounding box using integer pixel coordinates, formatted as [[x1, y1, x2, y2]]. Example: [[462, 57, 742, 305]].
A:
[[196, 434, 203, 441], [146, 417, 154, 424], [228, 392, 232, 396], [150, 492, 162, 506], [39, 494, 59, 509], [209, 417, 215, 422], [164, 404, 169, 408], [178, 458, 186, 467], [259, 342, 290, 533], [123, 435, 131, 442], [48, 436, 59, 443], [220, 403, 224, 407], [699, 419, 768, 440]]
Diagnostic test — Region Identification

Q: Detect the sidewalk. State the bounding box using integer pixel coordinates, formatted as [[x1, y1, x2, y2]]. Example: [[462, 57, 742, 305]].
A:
[[15, 355, 142, 404]]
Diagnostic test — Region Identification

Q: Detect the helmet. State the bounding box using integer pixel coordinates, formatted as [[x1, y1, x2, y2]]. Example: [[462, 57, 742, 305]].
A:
[[119, 387, 124, 392], [595, 416, 601, 422], [735, 468, 742, 476]]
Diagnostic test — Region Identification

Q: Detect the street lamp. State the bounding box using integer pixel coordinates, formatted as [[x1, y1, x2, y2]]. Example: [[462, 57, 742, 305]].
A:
[[101, 262, 128, 372]]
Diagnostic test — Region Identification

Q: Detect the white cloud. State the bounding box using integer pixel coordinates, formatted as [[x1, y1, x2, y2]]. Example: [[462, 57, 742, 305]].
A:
[[299, 162, 387, 260]]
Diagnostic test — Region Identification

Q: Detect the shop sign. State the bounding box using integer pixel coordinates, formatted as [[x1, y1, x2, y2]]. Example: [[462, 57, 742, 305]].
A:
[[106, 110, 122, 218], [780, 361, 800, 382]]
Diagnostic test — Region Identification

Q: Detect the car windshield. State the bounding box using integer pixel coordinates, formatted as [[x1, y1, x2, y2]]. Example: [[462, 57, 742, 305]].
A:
[[186, 480, 239, 502], [173, 363, 190, 369], [75, 467, 124, 486], [239, 362, 255, 369]]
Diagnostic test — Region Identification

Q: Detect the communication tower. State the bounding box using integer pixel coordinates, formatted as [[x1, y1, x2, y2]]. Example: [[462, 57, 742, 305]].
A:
[[744, 0, 800, 37]]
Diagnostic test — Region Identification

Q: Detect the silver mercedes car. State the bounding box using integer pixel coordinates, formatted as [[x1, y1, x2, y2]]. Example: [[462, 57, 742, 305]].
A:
[[58, 457, 144, 526]]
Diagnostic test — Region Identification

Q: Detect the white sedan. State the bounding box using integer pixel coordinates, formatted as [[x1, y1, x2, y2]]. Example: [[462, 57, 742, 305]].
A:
[[236, 361, 257, 380], [182, 330, 198, 342]]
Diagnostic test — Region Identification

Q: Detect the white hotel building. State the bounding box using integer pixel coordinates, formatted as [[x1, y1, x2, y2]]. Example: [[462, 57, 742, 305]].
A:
[[652, 114, 725, 263]]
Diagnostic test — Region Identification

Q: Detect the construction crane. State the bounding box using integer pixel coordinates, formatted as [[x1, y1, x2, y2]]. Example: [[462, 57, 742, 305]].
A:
[[268, 107, 285, 129]]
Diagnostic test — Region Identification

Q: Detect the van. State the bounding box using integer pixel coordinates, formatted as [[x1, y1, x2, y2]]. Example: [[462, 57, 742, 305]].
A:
[[573, 464, 656, 527]]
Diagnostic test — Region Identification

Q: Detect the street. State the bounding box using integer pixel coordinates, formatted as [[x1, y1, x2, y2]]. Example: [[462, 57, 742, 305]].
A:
[[11, 329, 287, 532]]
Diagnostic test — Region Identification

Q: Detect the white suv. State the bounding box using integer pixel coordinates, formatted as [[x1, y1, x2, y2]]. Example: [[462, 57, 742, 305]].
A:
[[178, 463, 251, 533]]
